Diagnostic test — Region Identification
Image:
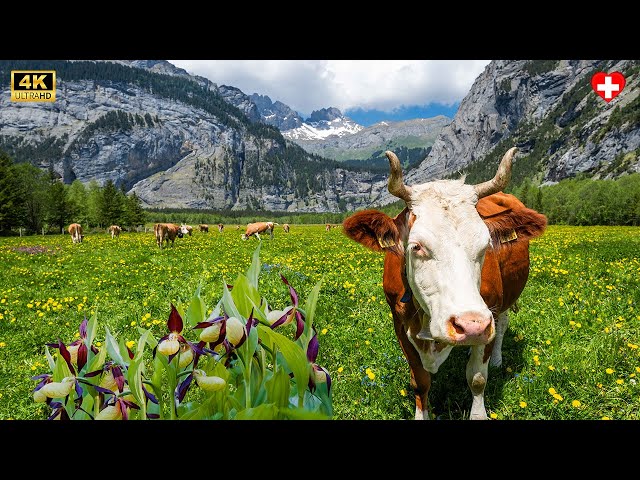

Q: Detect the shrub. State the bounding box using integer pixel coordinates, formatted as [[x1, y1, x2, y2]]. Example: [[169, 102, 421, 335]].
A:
[[31, 244, 332, 419]]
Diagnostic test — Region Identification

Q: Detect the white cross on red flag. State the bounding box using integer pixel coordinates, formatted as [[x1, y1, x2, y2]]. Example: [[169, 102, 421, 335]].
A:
[[591, 72, 626, 102]]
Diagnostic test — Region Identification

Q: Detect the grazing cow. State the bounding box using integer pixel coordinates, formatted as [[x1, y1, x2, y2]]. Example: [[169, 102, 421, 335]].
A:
[[325, 223, 332, 232], [108, 225, 122, 239], [283, 223, 290, 233], [180, 224, 193, 237], [218, 223, 224, 233], [343, 148, 547, 420], [68, 223, 83, 243], [199, 224, 209, 233], [154, 223, 184, 249], [241, 221, 278, 241], [236, 225, 241, 230]]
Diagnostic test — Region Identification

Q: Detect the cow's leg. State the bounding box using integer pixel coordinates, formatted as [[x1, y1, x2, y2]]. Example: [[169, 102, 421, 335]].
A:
[[393, 320, 432, 420], [490, 311, 509, 367], [466, 345, 490, 420], [255, 233, 261, 241]]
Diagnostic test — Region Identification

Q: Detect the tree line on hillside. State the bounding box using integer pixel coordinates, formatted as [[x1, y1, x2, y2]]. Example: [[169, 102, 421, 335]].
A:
[[0, 150, 146, 235], [3, 148, 640, 236], [512, 173, 640, 226]]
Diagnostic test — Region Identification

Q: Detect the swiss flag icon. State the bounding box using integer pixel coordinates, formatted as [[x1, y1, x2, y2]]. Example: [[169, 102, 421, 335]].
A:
[[591, 72, 626, 102]]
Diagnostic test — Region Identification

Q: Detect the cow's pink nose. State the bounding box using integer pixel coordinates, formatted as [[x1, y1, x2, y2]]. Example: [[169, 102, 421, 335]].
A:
[[448, 312, 493, 342]]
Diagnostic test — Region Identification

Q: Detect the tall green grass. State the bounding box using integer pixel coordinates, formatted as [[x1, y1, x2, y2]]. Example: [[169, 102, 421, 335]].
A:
[[1, 224, 639, 420]]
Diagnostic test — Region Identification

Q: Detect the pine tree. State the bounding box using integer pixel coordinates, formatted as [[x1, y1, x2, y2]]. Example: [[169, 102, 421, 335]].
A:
[[126, 191, 146, 228], [46, 171, 71, 233], [0, 150, 25, 233], [99, 179, 124, 227], [14, 162, 48, 234], [86, 180, 102, 228], [67, 180, 89, 225]]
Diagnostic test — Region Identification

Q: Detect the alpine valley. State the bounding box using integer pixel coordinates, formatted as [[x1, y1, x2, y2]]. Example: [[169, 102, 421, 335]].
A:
[[1, 59, 638, 212]]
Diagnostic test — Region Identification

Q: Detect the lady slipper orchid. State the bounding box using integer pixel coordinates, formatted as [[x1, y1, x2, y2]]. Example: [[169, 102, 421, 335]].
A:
[[277, 275, 306, 339], [33, 375, 76, 402], [178, 343, 194, 369], [267, 305, 295, 327], [95, 397, 140, 420], [193, 369, 227, 392], [225, 316, 246, 347], [46, 318, 97, 372], [194, 316, 225, 346], [156, 304, 188, 362]]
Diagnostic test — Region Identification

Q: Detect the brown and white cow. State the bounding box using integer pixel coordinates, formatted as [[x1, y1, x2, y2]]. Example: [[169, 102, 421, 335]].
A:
[[154, 223, 184, 249], [218, 223, 224, 233], [180, 224, 193, 237], [68, 223, 83, 243], [199, 224, 209, 233], [283, 223, 290, 233], [325, 223, 332, 232], [108, 225, 122, 239], [343, 148, 547, 420], [241, 221, 278, 241]]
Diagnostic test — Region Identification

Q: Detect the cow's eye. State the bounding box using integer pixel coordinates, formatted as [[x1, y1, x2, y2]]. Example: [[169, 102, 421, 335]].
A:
[[410, 242, 429, 258]]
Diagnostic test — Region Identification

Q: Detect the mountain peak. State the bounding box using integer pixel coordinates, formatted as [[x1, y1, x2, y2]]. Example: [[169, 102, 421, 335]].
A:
[[307, 107, 343, 123]]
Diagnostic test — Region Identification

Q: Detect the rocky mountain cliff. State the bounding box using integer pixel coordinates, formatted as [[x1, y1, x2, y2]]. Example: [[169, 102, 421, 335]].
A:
[[0, 60, 387, 211], [398, 60, 640, 200]]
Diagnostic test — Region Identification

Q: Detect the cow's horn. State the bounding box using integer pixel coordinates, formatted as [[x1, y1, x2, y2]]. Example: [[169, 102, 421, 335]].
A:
[[386, 151, 412, 203], [473, 147, 517, 199]]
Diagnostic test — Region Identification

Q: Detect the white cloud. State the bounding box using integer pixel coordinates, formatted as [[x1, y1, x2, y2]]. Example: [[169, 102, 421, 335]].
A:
[[168, 60, 490, 117]]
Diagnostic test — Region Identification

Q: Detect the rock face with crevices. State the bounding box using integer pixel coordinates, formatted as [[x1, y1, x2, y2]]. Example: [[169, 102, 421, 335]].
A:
[[0, 60, 388, 211], [399, 59, 640, 195]]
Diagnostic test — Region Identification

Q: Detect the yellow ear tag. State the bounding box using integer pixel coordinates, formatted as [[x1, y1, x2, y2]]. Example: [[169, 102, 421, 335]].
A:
[[499, 229, 518, 243], [377, 235, 396, 248]]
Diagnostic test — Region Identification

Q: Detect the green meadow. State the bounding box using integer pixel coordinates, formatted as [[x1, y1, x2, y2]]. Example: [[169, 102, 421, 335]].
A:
[[1, 223, 639, 420]]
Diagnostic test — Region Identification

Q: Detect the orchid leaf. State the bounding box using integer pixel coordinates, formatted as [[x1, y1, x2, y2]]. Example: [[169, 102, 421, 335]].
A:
[[86, 344, 107, 374], [137, 327, 158, 349], [221, 282, 242, 320], [185, 285, 206, 327], [52, 351, 73, 382], [127, 330, 150, 407], [85, 309, 98, 349], [231, 273, 261, 319], [104, 326, 126, 367], [235, 403, 277, 420], [303, 277, 323, 342], [258, 325, 309, 400], [265, 367, 290, 410], [44, 345, 55, 371], [246, 243, 262, 289]]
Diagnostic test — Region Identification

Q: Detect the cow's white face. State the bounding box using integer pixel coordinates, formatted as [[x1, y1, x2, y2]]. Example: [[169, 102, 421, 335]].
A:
[[404, 179, 494, 346], [180, 225, 189, 235]]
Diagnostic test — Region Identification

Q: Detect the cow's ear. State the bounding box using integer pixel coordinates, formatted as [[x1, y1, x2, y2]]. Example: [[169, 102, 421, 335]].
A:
[[343, 209, 400, 252]]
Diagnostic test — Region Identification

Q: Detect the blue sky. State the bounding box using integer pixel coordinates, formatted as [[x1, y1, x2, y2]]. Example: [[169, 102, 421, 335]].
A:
[[344, 104, 460, 126], [169, 60, 489, 126]]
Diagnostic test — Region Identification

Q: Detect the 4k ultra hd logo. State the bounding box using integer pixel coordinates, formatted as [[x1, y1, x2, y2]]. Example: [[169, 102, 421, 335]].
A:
[[11, 70, 56, 102]]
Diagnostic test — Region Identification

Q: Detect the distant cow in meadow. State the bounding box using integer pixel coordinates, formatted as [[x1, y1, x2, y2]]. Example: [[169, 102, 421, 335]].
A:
[[218, 223, 224, 233], [108, 225, 122, 239], [154, 223, 184, 249], [199, 224, 209, 233], [241, 221, 278, 241], [283, 223, 290, 233], [343, 148, 547, 420], [180, 224, 193, 237], [68, 223, 83, 243], [325, 224, 332, 232]]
